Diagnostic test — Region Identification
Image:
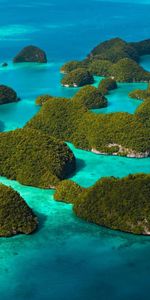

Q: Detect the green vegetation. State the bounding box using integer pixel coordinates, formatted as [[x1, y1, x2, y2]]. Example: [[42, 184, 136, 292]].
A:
[[0, 128, 76, 188], [129, 83, 150, 100], [13, 45, 47, 63], [89, 38, 139, 63], [73, 174, 150, 235], [61, 68, 94, 87], [72, 86, 107, 109], [130, 39, 150, 56], [60, 61, 86, 73], [54, 180, 84, 204], [36, 94, 53, 106], [88, 60, 112, 76], [109, 58, 150, 82], [0, 184, 38, 237], [0, 85, 19, 105], [26, 94, 150, 157], [98, 78, 118, 95], [60, 38, 150, 82]]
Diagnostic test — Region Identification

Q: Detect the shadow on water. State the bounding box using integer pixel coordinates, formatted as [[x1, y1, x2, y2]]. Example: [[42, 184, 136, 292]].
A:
[[33, 211, 48, 233], [0, 120, 5, 132], [75, 158, 86, 172]]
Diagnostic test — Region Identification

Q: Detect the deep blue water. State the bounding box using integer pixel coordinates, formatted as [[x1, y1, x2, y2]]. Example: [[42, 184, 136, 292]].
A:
[[0, 0, 150, 299]]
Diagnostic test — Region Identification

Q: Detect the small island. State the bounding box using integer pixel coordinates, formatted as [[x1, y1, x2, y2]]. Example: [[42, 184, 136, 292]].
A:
[[13, 45, 47, 63], [72, 85, 108, 109], [129, 83, 150, 100], [0, 128, 76, 188], [0, 85, 19, 105], [0, 183, 38, 237], [54, 174, 150, 235], [61, 68, 94, 87], [98, 78, 118, 95]]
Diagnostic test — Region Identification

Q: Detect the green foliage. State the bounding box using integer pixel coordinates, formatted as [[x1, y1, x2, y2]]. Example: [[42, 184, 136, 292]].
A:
[[13, 45, 47, 63], [60, 61, 85, 73], [0, 184, 38, 237], [0, 85, 19, 105], [130, 39, 150, 56], [98, 78, 118, 95], [61, 68, 94, 87], [36, 94, 53, 106], [72, 85, 108, 109], [26, 94, 150, 156], [129, 89, 150, 100], [109, 58, 150, 82], [88, 60, 112, 76], [0, 128, 76, 188], [89, 38, 139, 63], [74, 174, 150, 235], [54, 180, 83, 204]]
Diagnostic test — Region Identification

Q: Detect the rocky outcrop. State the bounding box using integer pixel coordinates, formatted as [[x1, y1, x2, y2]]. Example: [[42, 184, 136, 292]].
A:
[[91, 143, 150, 158], [13, 45, 47, 63], [0, 85, 19, 105]]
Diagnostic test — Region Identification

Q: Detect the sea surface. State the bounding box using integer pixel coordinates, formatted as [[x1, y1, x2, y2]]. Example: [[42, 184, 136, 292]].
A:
[[0, 0, 150, 299]]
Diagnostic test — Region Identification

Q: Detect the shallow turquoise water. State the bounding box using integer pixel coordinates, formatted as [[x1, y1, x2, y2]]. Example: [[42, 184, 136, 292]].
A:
[[0, 64, 148, 131], [0, 0, 150, 299]]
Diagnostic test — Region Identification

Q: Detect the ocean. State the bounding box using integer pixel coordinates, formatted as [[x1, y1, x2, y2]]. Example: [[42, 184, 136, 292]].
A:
[[0, 0, 150, 299]]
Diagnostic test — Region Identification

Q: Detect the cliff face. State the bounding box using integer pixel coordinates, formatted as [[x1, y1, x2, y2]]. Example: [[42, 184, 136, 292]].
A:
[[13, 45, 47, 63]]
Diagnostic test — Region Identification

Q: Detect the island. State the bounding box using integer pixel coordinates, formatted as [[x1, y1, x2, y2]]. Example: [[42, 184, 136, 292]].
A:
[[60, 38, 150, 82], [13, 45, 47, 63], [0, 183, 38, 237], [98, 78, 118, 95], [129, 83, 150, 100], [26, 93, 150, 158], [54, 174, 150, 235], [0, 85, 19, 105], [61, 68, 94, 87], [0, 128, 76, 188], [72, 85, 108, 109]]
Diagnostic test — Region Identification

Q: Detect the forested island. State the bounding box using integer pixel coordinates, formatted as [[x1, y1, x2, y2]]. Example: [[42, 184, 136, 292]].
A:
[[0, 128, 76, 188], [61, 38, 150, 84], [13, 45, 47, 63], [0, 85, 19, 105], [0, 37, 150, 237], [54, 174, 150, 235], [26, 90, 150, 157], [0, 184, 38, 237]]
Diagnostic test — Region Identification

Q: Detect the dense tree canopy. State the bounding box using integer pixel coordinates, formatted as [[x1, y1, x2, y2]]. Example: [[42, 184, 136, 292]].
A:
[[0, 85, 19, 105], [0, 184, 38, 237], [13, 45, 47, 63], [61, 68, 94, 87], [74, 174, 150, 235], [0, 128, 76, 188], [72, 85, 108, 109], [26, 93, 150, 157]]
